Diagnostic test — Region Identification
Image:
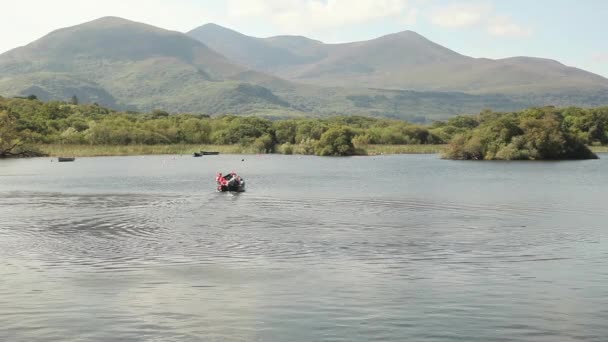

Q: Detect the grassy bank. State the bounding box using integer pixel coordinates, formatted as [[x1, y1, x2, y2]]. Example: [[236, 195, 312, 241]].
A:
[[34, 143, 605, 157], [38, 144, 447, 157], [590, 145, 608, 153], [362, 144, 445, 155], [37, 144, 245, 157]]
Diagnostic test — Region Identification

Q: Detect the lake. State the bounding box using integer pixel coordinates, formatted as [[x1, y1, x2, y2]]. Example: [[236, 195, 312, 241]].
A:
[[1, 154, 607, 341]]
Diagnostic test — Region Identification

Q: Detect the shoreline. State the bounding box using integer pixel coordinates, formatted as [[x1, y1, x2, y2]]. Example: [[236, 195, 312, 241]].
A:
[[32, 144, 607, 158], [590, 145, 608, 153], [36, 144, 447, 157]]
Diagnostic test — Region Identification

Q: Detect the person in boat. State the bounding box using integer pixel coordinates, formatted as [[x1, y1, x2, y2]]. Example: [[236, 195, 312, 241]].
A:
[[216, 172, 229, 190], [227, 173, 239, 187]]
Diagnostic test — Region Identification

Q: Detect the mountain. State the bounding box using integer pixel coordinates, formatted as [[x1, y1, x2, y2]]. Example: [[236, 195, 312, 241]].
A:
[[187, 23, 321, 72], [188, 24, 608, 94], [0, 17, 295, 113], [1, 17, 606, 121]]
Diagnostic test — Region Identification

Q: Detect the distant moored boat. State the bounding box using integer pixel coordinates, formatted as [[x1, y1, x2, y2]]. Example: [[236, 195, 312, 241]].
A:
[[58, 157, 75, 162], [201, 151, 220, 155]]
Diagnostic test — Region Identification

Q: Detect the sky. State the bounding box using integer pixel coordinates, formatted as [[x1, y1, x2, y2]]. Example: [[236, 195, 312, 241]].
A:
[[2, 0, 608, 77]]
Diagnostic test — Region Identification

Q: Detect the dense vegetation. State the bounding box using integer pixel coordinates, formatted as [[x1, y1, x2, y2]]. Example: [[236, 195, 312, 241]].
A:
[[0, 109, 32, 157], [1, 96, 606, 159], [441, 108, 604, 160], [0, 96, 443, 157]]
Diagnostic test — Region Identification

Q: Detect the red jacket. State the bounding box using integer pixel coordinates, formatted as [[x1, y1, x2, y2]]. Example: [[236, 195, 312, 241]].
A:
[[216, 173, 228, 186]]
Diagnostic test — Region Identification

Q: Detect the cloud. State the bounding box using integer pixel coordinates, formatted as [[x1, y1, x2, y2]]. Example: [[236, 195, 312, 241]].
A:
[[429, 2, 531, 37], [430, 3, 491, 28], [592, 53, 608, 63], [228, 0, 417, 31], [487, 16, 532, 37], [403, 8, 419, 25]]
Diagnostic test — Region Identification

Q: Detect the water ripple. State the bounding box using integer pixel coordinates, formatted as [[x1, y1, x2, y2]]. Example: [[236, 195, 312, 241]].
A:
[[2, 155, 608, 341]]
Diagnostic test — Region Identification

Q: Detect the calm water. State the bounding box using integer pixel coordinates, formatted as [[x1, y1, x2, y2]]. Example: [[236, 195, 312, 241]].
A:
[[1, 154, 607, 341]]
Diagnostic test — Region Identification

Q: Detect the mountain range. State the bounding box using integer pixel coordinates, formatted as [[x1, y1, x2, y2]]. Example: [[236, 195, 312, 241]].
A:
[[1, 16, 607, 121], [189, 23, 608, 94]]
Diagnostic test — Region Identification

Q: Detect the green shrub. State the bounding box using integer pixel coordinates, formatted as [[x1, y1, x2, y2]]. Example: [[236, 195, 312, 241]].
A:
[[314, 126, 356, 156], [278, 142, 294, 155]]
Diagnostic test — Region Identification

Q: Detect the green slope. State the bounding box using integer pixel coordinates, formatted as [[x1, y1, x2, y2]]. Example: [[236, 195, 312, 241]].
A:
[[0, 17, 291, 113]]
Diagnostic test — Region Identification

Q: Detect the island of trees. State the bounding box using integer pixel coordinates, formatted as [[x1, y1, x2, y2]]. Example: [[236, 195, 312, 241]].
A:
[[1, 95, 606, 160], [441, 109, 601, 160]]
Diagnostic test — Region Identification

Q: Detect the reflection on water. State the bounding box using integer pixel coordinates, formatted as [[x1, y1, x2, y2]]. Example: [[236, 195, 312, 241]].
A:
[[1, 154, 608, 341]]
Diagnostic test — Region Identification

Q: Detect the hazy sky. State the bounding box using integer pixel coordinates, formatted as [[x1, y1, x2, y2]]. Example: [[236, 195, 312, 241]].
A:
[[3, 0, 608, 77]]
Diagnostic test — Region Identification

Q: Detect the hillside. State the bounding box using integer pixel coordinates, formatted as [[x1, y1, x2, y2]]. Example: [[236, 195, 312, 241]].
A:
[[188, 24, 608, 94], [188, 23, 320, 72], [0, 17, 293, 113]]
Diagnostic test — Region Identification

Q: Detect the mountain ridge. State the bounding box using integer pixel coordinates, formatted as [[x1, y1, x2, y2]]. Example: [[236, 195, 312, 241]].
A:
[[187, 23, 608, 94]]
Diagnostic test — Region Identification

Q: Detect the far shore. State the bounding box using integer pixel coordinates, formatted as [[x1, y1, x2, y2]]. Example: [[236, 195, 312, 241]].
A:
[[36, 144, 447, 157], [33, 144, 607, 158], [590, 145, 608, 153]]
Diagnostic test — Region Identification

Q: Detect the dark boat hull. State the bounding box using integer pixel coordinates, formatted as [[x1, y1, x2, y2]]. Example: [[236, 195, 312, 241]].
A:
[[201, 151, 220, 155], [193, 152, 203, 157], [218, 184, 246, 192], [58, 157, 75, 162]]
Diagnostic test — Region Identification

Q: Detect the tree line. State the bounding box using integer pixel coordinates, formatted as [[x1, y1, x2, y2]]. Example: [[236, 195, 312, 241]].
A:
[[1, 96, 607, 158]]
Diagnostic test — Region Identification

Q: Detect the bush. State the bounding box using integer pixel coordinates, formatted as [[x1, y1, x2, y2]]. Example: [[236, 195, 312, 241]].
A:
[[352, 134, 371, 147], [314, 126, 356, 156], [278, 142, 294, 155], [294, 138, 316, 155], [252, 134, 274, 153]]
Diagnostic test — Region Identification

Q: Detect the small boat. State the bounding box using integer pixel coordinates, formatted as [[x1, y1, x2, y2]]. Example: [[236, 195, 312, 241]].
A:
[[201, 151, 220, 155], [193, 152, 203, 157], [216, 172, 245, 192], [58, 157, 75, 162]]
